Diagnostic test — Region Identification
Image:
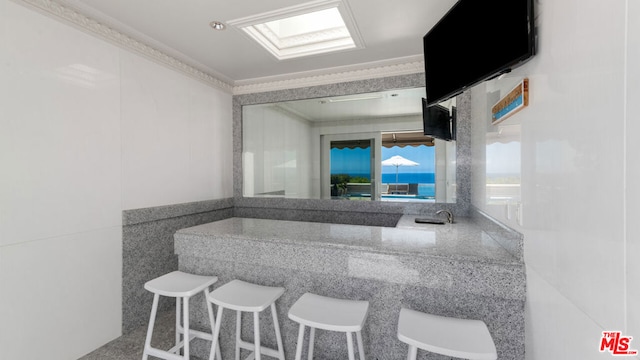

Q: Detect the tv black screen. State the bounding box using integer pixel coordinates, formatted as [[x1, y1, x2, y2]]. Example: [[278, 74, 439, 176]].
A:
[[422, 98, 454, 141], [423, 0, 535, 106]]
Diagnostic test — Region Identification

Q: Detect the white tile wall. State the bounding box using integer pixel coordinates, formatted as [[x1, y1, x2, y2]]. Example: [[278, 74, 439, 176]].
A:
[[0, 1, 233, 359], [626, 0, 640, 342], [0, 1, 122, 246], [0, 228, 122, 360], [525, 267, 613, 360], [470, 0, 638, 357], [0, 2, 124, 358], [119, 51, 233, 210]]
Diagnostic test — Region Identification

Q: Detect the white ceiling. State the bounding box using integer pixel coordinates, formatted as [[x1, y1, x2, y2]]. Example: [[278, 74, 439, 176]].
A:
[[55, 0, 457, 86]]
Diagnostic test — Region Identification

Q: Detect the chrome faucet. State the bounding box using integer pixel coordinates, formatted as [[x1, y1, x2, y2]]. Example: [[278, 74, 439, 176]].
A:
[[436, 209, 454, 224]]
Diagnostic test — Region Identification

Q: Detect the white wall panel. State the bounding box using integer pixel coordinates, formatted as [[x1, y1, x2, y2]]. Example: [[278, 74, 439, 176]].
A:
[[190, 80, 233, 200], [0, 2, 124, 359], [469, 0, 633, 357], [0, 1, 233, 359], [626, 0, 640, 340], [0, 227, 122, 360], [0, 0, 121, 246], [120, 51, 232, 210], [522, 0, 626, 331], [525, 268, 613, 360]]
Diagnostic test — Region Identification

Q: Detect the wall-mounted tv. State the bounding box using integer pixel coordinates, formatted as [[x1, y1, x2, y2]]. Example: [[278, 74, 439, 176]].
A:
[[422, 98, 456, 141], [423, 0, 536, 106]]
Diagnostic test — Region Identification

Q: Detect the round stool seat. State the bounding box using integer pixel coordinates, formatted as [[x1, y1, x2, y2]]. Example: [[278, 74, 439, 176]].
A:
[[288, 293, 369, 332], [144, 271, 218, 297], [397, 308, 497, 360], [208, 279, 284, 312]]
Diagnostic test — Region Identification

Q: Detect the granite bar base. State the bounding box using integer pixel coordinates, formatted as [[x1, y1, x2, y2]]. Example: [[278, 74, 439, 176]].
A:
[[175, 217, 525, 359], [122, 198, 233, 333]]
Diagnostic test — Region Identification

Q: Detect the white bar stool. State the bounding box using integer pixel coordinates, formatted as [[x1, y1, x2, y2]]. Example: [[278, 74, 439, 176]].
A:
[[207, 279, 285, 360], [142, 271, 222, 360], [288, 293, 369, 360], [397, 308, 497, 360]]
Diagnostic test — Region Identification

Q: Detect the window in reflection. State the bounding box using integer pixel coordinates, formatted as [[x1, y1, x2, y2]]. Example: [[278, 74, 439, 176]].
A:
[[484, 78, 523, 222], [330, 144, 372, 199], [486, 124, 521, 206], [327, 135, 440, 202], [381, 144, 435, 200]]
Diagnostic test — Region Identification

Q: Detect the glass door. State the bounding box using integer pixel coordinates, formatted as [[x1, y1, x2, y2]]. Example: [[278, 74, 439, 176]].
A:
[[320, 132, 381, 200]]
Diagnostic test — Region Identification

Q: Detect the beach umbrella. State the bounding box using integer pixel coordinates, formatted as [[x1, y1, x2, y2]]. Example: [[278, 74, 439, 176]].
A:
[[381, 155, 419, 192]]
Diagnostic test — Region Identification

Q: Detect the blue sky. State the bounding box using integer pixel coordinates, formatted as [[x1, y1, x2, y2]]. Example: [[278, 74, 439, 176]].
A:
[[331, 145, 435, 175]]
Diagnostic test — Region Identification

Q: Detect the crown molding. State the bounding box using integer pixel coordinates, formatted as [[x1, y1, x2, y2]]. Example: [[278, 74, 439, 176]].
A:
[[13, 0, 234, 93], [232, 55, 425, 95], [55, 0, 235, 84], [13, 0, 424, 96]]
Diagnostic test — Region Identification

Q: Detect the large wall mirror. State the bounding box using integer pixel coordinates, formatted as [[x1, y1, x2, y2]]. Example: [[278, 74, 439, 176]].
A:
[[241, 86, 457, 203]]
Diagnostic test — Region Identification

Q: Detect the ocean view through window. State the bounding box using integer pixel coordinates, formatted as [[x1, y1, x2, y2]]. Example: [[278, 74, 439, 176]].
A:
[[330, 144, 436, 200]]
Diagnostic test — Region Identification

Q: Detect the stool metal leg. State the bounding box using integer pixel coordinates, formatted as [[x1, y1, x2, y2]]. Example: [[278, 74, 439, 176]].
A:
[[308, 327, 315, 360], [204, 289, 222, 360], [183, 296, 190, 359], [406, 345, 417, 360], [236, 311, 242, 360], [270, 303, 285, 360], [142, 293, 160, 360], [356, 331, 365, 360], [346, 332, 355, 360], [294, 324, 306, 360], [253, 311, 261, 360], [209, 307, 224, 360], [176, 297, 182, 354]]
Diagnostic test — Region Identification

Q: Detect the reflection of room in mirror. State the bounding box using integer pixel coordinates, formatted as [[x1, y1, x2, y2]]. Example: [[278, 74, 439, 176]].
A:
[[241, 87, 457, 203], [481, 77, 524, 224]]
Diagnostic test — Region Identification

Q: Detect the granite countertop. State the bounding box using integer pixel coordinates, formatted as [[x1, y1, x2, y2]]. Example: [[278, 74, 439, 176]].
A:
[[175, 215, 521, 265]]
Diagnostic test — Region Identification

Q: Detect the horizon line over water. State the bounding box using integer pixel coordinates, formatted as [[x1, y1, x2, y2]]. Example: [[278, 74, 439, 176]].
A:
[[333, 172, 436, 184]]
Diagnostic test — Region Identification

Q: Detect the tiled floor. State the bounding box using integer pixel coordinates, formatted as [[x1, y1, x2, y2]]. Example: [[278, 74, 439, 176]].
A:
[[78, 310, 205, 360]]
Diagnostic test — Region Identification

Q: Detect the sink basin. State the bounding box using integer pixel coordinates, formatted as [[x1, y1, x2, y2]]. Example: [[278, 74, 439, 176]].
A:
[[414, 217, 447, 225]]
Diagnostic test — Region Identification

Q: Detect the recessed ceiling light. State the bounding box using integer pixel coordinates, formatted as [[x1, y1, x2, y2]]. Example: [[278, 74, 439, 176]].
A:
[[227, 0, 364, 60], [209, 21, 226, 31]]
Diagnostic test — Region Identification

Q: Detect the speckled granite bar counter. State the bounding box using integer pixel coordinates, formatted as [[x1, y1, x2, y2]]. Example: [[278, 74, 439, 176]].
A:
[[174, 216, 525, 359]]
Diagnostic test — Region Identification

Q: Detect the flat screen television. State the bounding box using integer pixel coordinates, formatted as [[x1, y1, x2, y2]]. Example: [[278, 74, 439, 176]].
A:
[[422, 98, 455, 141], [423, 0, 536, 106]]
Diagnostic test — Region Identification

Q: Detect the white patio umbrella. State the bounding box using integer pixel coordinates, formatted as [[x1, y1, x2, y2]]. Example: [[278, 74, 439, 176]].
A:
[[381, 155, 419, 192]]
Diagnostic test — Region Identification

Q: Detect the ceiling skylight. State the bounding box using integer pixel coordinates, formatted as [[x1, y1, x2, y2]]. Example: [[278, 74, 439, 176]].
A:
[[227, 0, 364, 60]]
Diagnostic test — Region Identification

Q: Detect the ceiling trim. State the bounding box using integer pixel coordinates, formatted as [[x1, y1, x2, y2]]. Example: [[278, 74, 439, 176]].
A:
[[13, 0, 235, 93], [55, 0, 235, 84], [232, 55, 425, 95], [12, 0, 425, 96]]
